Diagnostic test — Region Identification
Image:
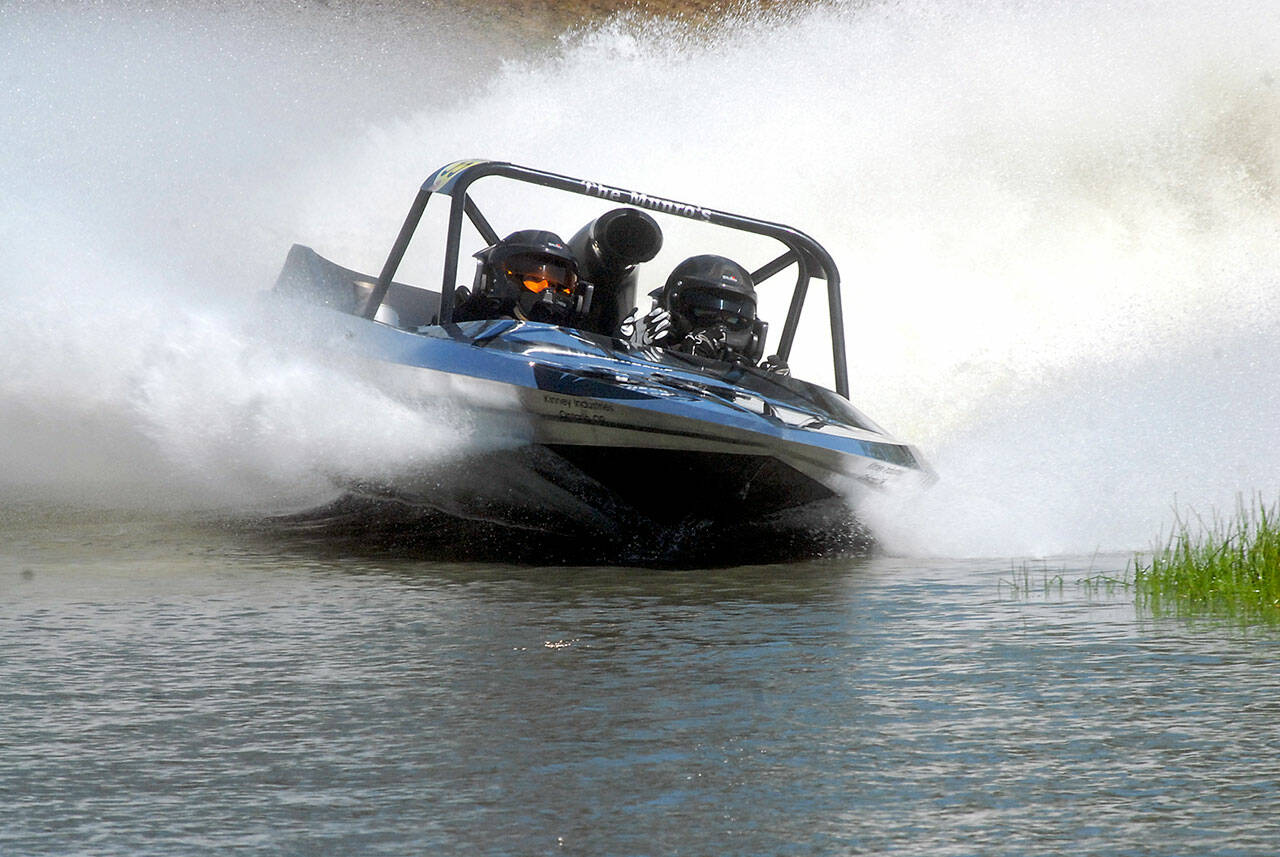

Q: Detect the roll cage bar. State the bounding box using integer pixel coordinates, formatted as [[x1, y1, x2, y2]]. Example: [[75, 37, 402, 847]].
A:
[[359, 159, 850, 398]]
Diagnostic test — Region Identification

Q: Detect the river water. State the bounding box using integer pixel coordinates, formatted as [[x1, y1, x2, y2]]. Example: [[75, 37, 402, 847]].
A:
[[5, 509, 1280, 855], [4, 0, 1280, 853]]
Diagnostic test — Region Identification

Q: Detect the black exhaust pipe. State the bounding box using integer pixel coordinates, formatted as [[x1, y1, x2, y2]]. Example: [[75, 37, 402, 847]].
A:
[[568, 207, 663, 336]]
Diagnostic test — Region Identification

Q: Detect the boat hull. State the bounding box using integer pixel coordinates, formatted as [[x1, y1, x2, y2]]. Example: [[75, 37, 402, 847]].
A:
[[288, 306, 928, 549]]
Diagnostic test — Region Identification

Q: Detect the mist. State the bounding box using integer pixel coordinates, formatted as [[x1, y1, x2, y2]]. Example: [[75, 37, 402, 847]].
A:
[[2, 0, 1277, 555]]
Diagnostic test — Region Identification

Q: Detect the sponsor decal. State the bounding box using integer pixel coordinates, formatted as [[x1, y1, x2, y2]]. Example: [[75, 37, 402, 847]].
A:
[[581, 180, 713, 221], [541, 392, 617, 423], [426, 160, 487, 192]]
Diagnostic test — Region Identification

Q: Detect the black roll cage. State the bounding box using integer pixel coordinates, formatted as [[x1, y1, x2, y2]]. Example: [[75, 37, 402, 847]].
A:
[[359, 159, 850, 398]]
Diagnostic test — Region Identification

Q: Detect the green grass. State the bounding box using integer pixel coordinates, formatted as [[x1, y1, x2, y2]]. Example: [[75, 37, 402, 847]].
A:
[[999, 558, 1130, 601], [1134, 496, 1280, 623], [1000, 560, 1064, 598]]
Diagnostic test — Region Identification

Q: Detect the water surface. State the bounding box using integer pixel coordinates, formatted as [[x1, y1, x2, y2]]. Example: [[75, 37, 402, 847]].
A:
[[4, 508, 1278, 855], [5, 0, 1280, 852]]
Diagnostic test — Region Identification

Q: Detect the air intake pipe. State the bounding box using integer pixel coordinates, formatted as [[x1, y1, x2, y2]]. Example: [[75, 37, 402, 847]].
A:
[[567, 207, 663, 336]]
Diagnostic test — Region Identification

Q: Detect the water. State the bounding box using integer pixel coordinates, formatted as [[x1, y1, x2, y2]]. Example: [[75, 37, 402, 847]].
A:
[[3, 0, 1278, 552], [5, 515, 1280, 855], [4, 0, 1280, 853]]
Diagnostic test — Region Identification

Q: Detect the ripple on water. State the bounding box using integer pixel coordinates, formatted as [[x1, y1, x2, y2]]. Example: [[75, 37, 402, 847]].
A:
[[3, 523, 1280, 854]]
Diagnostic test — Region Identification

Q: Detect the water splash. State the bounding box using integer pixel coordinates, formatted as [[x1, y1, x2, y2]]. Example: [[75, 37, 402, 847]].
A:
[[3, 0, 1278, 553], [0, 1, 492, 510]]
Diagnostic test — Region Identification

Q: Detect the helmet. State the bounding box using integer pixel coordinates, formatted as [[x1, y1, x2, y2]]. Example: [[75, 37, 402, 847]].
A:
[[656, 255, 767, 363], [658, 254, 757, 337], [472, 230, 591, 324]]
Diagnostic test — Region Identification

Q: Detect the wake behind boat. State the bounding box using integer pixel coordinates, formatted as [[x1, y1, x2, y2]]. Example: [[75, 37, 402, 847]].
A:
[[271, 160, 930, 562]]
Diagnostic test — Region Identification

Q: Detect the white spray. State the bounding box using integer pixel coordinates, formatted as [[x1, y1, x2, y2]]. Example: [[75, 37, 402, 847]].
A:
[[2, 0, 1277, 554]]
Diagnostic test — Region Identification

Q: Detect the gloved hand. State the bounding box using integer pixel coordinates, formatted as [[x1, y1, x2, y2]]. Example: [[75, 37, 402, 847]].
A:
[[620, 305, 673, 347], [618, 308, 638, 340], [761, 354, 791, 376], [684, 326, 728, 359]]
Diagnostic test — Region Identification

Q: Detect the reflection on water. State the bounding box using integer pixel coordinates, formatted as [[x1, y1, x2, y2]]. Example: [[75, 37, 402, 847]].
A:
[[248, 493, 874, 570], [3, 508, 1279, 855]]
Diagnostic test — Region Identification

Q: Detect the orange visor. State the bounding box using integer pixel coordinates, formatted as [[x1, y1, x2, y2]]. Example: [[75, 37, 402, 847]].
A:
[[505, 255, 576, 295]]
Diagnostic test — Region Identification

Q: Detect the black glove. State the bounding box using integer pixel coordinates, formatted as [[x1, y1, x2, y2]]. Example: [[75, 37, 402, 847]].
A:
[[683, 326, 727, 359], [761, 354, 790, 376], [620, 305, 673, 347]]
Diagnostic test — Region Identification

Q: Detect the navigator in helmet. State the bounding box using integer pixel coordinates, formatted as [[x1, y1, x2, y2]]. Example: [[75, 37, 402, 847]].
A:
[[454, 230, 593, 325], [622, 254, 789, 374]]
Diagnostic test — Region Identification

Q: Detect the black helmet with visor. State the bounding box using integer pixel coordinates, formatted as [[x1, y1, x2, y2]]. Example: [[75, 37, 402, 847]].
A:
[[657, 255, 767, 362], [473, 230, 592, 324]]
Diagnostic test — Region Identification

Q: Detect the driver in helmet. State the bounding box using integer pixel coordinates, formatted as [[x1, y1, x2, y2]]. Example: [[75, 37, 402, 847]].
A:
[[621, 254, 789, 374], [453, 230, 593, 326]]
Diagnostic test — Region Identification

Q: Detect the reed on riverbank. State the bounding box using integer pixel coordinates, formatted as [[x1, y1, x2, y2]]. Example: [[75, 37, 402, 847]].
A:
[[1134, 496, 1280, 623]]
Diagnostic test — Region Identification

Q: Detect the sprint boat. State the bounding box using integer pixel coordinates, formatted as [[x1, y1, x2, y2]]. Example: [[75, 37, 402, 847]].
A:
[[272, 160, 930, 560]]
